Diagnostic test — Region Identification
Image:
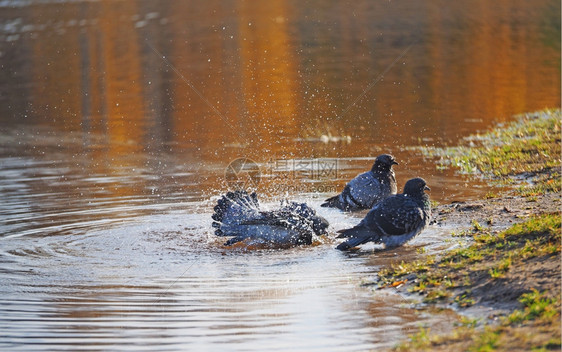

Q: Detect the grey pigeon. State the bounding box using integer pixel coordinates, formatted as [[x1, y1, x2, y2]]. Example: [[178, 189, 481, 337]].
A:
[[212, 190, 329, 246], [336, 177, 431, 251], [321, 154, 398, 211]]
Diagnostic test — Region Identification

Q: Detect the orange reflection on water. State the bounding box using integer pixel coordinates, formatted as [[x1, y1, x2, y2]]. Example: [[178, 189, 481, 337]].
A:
[[1, 0, 559, 192], [238, 1, 299, 142], [98, 1, 145, 156]]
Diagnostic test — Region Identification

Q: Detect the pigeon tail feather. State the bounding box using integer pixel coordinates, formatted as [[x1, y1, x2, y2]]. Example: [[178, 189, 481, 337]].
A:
[[212, 190, 260, 236], [336, 225, 374, 238], [321, 195, 341, 208], [336, 236, 373, 251]]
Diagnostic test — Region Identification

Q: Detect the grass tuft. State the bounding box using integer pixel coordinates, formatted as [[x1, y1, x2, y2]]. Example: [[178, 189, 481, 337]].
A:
[[387, 109, 561, 351], [385, 214, 561, 351], [420, 109, 561, 196]]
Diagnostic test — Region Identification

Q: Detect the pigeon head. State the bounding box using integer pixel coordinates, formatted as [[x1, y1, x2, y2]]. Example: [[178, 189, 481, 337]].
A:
[[371, 154, 398, 172], [403, 177, 430, 196]]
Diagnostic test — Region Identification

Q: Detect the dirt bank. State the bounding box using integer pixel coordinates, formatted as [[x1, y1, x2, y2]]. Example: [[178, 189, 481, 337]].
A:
[[377, 110, 561, 351], [431, 191, 560, 307]]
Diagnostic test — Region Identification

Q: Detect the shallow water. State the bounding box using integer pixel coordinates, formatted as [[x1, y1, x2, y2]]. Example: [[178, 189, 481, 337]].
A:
[[0, 0, 560, 350]]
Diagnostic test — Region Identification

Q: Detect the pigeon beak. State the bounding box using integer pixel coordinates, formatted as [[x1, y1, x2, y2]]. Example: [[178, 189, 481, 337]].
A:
[[424, 185, 431, 191]]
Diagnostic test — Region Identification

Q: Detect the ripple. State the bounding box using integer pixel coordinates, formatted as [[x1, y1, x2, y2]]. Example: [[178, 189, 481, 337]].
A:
[[0, 156, 457, 351]]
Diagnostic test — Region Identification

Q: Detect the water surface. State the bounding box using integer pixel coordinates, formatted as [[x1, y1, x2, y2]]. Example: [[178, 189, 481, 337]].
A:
[[0, 0, 560, 350]]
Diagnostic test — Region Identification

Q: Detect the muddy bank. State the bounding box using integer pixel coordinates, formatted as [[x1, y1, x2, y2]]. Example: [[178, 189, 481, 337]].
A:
[[375, 110, 561, 351], [411, 191, 559, 313], [433, 192, 560, 236], [377, 195, 560, 351]]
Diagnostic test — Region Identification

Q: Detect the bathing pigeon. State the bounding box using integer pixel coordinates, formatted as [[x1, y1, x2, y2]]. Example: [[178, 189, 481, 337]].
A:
[[212, 190, 329, 246], [336, 177, 431, 251], [321, 154, 398, 211]]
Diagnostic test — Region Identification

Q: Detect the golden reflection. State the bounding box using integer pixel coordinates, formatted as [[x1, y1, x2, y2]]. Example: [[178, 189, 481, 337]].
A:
[[98, 1, 145, 156], [166, 2, 245, 155], [163, 1, 301, 161], [237, 0, 299, 154], [21, 0, 560, 158], [80, 3, 109, 138], [418, 0, 561, 134], [3, 0, 560, 200]]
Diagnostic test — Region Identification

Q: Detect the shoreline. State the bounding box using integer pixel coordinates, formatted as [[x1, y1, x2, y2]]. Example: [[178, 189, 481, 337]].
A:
[[376, 109, 561, 351]]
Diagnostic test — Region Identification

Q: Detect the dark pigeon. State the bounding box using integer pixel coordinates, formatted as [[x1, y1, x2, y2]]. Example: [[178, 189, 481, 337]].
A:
[[336, 177, 431, 251], [321, 154, 398, 211], [212, 190, 329, 246]]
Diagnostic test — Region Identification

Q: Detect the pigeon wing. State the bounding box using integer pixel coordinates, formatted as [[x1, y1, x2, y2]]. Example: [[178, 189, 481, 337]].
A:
[[240, 210, 312, 233], [212, 191, 262, 236], [369, 195, 424, 236], [348, 172, 381, 206]]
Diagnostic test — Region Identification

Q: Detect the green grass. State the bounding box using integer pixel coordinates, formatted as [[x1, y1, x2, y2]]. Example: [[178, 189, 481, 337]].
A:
[[388, 110, 561, 351], [380, 213, 561, 306], [378, 256, 435, 281], [404, 326, 432, 350], [386, 214, 561, 351], [421, 109, 561, 196], [507, 289, 560, 324], [394, 288, 561, 352]]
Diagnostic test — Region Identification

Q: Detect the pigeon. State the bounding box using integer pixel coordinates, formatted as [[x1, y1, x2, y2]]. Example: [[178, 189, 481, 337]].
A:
[[336, 177, 431, 251], [321, 154, 398, 211], [212, 190, 329, 246]]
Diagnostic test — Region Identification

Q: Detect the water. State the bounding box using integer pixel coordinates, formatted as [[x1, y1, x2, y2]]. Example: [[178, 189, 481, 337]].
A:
[[0, 0, 559, 350]]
